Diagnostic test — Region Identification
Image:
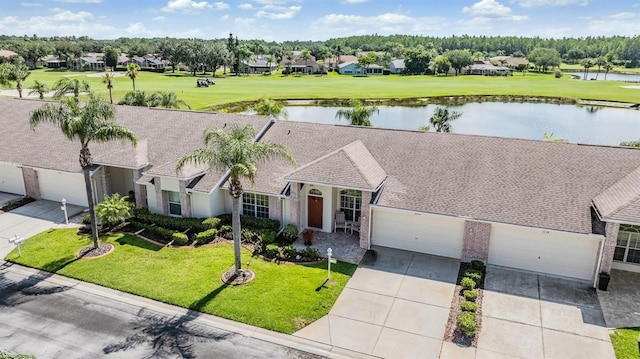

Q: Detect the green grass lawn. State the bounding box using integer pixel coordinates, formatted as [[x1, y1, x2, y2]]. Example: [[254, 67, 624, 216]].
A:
[[4, 228, 356, 334], [4, 68, 640, 110], [611, 328, 640, 359]]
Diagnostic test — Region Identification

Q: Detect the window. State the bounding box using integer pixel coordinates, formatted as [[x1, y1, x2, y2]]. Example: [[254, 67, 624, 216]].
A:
[[615, 225, 640, 264], [243, 193, 269, 219], [168, 191, 181, 216], [340, 190, 362, 222]]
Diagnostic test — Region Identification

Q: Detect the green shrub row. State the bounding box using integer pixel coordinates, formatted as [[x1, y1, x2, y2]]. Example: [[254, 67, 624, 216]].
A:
[[460, 300, 478, 313], [253, 240, 320, 262], [130, 220, 178, 242], [461, 277, 476, 290], [463, 289, 478, 302], [282, 224, 298, 244], [195, 228, 218, 245], [133, 208, 211, 232], [456, 311, 478, 336], [172, 232, 190, 246], [217, 213, 280, 232]]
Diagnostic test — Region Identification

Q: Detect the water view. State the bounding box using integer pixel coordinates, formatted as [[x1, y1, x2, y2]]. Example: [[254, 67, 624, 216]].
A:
[[567, 72, 640, 82], [283, 103, 640, 146]]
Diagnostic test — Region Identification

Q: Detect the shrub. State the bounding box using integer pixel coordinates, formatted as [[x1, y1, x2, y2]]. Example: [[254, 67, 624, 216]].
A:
[[219, 225, 233, 240], [82, 214, 91, 225], [282, 224, 298, 243], [300, 246, 319, 261], [279, 245, 298, 260], [195, 228, 218, 245], [456, 312, 478, 336], [461, 277, 476, 290], [172, 232, 189, 246], [132, 208, 208, 232], [470, 260, 485, 272], [464, 269, 483, 286], [554, 69, 563, 78], [463, 290, 478, 302], [460, 300, 478, 313], [254, 229, 276, 244], [301, 228, 315, 245], [216, 213, 280, 231], [264, 244, 280, 259], [96, 193, 134, 227], [241, 229, 262, 244], [202, 217, 222, 229], [144, 225, 177, 242]]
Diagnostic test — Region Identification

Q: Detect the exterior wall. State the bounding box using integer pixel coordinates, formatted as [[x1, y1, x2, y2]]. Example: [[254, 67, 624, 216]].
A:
[[269, 196, 282, 223], [108, 167, 135, 197], [179, 180, 191, 217], [461, 221, 492, 263], [190, 192, 212, 218], [282, 198, 291, 225], [359, 191, 372, 248], [600, 222, 620, 274], [0, 163, 26, 195], [145, 183, 157, 213], [133, 169, 147, 208], [153, 177, 165, 214], [290, 183, 301, 229], [21, 167, 40, 199]]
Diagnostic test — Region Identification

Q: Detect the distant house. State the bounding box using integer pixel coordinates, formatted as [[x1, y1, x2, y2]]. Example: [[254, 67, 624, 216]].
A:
[[490, 56, 529, 69], [464, 61, 512, 76], [74, 56, 105, 71], [280, 54, 316, 68], [326, 55, 358, 70], [126, 55, 166, 69], [389, 59, 405, 74], [0, 49, 18, 62], [41, 55, 67, 68], [241, 58, 279, 74], [284, 59, 322, 74], [338, 61, 383, 75]]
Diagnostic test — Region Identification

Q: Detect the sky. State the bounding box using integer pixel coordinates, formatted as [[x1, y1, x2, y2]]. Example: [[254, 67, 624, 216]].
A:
[[0, 0, 638, 41]]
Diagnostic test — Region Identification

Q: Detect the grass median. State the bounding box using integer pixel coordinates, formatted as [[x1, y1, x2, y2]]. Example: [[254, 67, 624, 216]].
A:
[[610, 327, 640, 359], [4, 228, 356, 334]]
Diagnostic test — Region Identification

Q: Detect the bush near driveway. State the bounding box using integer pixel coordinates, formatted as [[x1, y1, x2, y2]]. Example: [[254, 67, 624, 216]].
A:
[[5, 228, 356, 334]]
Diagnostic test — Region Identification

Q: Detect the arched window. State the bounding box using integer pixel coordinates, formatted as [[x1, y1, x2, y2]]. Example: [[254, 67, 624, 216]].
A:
[[309, 189, 322, 196]]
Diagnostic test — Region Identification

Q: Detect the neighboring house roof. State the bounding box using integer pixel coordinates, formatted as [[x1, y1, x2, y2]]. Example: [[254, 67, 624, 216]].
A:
[[0, 49, 18, 58], [284, 140, 386, 191], [289, 59, 319, 68], [250, 120, 640, 235], [390, 59, 405, 69], [243, 59, 276, 68], [469, 63, 510, 71], [79, 57, 103, 64], [326, 55, 358, 65], [489, 56, 529, 67], [338, 61, 356, 69], [593, 166, 640, 224]]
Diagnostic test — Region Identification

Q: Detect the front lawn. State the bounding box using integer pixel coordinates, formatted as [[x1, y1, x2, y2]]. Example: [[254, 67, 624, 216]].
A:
[[611, 327, 640, 359], [4, 228, 356, 334]]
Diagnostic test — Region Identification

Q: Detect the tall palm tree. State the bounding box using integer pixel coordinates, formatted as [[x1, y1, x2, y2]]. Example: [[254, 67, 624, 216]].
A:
[[300, 49, 312, 74], [425, 106, 462, 133], [53, 77, 92, 104], [253, 97, 288, 119], [176, 125, 295, 276], [151, 91, 191, 109], [28, 80, 49, 100], [126, 63, 141, 91], [0, 61, 31, 98], [30, 96, 137, 250], [335, 99, 378, 126], [102, 72, 116, 104]]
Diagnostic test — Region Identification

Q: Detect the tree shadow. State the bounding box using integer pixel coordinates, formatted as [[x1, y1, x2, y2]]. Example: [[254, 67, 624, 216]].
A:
[[189, 282, 229, 312], [0, 271, 72, 308], [115, 235, 162, 252], [102, 309, 232, 359]]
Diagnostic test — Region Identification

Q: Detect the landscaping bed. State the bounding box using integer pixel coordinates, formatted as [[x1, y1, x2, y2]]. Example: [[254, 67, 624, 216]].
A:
[[444, 260, 486, 347], [0, 196, 34, 213]]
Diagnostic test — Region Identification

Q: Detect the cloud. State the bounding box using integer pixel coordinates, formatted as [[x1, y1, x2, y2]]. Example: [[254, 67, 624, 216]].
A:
[[152, 16, 166, 20], [54, 0, 101, 2], [234, 17, 256, 26], [589, 12, 640, 35], [463, 0, 513, 16], [343, 0, 369, 3], [312, 12, 445, 39], [0, 11, 117, 38], [238, 3, 253, 9], [20, 2, 42, 6], [50, 8, 94, 22], [255, 5, 301, 19], [221, 14, 229, 20], [127, 22, 146, 35], [510, 0, 588, 7], [161, 0, 229, 13]]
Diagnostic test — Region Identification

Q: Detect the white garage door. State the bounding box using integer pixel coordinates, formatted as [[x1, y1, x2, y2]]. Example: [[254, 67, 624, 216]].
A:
[[371, 207, 464, 259], [489, 224, 599, 280], [38, 170, 87, 206], [0, 163, 25, 195]]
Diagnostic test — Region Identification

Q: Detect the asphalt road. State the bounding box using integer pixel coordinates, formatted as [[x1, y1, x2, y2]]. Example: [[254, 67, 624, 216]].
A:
[[0, 265, 324, 359]]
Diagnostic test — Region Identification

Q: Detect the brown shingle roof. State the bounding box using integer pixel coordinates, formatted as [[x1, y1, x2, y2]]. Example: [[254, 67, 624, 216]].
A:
[[593, 166, 640, 224], [284, 140, 386, 191]]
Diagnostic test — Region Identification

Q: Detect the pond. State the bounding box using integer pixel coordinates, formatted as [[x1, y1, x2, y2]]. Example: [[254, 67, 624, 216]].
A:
[[282, 103, 640, 146], [567, 71, 640, 82]]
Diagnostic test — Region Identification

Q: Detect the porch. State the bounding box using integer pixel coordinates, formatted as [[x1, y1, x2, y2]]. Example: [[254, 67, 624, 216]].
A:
[[292, 230, 366, 264]]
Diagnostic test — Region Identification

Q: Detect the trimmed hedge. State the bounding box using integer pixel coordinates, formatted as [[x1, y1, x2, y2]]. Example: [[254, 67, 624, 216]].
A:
[[461, 277, 476, 290], [460, 300, 478, 313], [202, 217, 222, 229], [133, 208, 209, 232], [470, 260, 485, 272], [456, 311, 478, 336], [195, 228, 218, 245], [464, 269, 483, 286], [172, 232, 189, 246], [463, 289, 478, 302], [217, 213, 280, 232]]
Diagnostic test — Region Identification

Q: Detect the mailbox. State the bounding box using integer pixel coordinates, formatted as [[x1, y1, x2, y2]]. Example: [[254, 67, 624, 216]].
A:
[[9, 235, 25, 245]]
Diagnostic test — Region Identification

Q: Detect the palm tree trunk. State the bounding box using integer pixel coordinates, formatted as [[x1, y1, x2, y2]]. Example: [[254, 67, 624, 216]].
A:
[[108, 88, 113, 104], [231, 193, 242, 275], [132, 79, 136, 91], [83, 167, 100, 249]]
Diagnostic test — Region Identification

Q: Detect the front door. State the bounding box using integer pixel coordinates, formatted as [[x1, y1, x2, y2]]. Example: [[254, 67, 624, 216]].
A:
[[308, 196, 323, 229]]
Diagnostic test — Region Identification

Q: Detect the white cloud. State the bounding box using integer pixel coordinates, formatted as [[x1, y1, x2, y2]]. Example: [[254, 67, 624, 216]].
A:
[[221, 14, 229, 20], [609, 12, 636, 20], [312, 12, 445, 39], [54, 0, 101, 3], [343, 0, 368, 3], [255, 5, 301, 19], [238, 3, 253, 9], [463, 0, 513, 16], [20, 2, 42, 7], [0, 12, 117, 38], [161, 0, 229, 13], [152, 16, 166, 20], [127, 22, 146, 35], [234, 17, 256, 26], [589, 12, 640, 35], [510, 0, 588, 7], [50, 8, 94, 22]]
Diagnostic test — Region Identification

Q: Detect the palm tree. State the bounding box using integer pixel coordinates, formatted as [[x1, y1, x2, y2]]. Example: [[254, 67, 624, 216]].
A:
[[0, 61, 31, 98], [580, 58, 594, 80], [53, 77, 92, 104], [102, 72, 116, 104], [543, 130, 566, 142], [253, 97, 288, 119], [28, 80, 49, 100], [95, 193, 134, 228], [603, 62, 613, 80], [30, 96, 137, 250], [118, 90, 155, 107], [335, 99, 379, 126], [126, 63, 141, 91], [300, 49, 312, 74], [176, 125, 295, 276], [151, 91, 191, 109], [426, 106, 462, 133]]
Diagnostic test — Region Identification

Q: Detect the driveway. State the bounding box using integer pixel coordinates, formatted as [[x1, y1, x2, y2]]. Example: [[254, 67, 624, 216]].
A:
[[441, 267, 615, 359], [294, 247, 459, 359], [0, 200, 85, 259]]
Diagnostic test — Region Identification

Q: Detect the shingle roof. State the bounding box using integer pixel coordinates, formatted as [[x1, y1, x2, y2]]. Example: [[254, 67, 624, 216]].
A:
[[251, 120, 640, 234], [593, 166, 640, 224], [284, 140, 386, 191]]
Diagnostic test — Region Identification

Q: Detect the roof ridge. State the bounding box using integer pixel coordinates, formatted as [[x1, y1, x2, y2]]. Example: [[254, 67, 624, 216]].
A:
[[340, 140, 383, 188]]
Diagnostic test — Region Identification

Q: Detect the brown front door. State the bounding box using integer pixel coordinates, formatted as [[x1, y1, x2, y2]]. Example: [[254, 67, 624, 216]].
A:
[[308, 196, 323, 229]]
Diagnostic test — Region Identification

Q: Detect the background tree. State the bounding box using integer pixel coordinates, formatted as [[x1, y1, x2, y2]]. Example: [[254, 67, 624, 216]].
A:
[[152, 91, 191, 109], [126, 63, 140, 91], [603, 61, 613, 80], [204, 42, 230, 77], [404, 45, 435, 74], [580, 58, 594, 80], [0, 60, 30, 98], [356, 54, 375, 75], [118, 90, 155, 107], [433, 56, 451, 75], [445, 49, 474, 76], [300, 48, 312, 74], [102, 72, 116, 104], [517, 62, 528, 76], [157, 38, 179, 73], [53, 77, 92, 104], [102, 45, 120, 71], [15, 41, 51, 68], [253, 97, 288, 119], [335, 99, 379, 126], [594, 56, 607, 80], [284, 49, 294, 74], [424, 106, 462, 133], [30, 96, 137, 249], [620, 140, 640, 147], [176, 125, 295, 276], [28, 80, 49, 99], [527, 47, 561, 72]]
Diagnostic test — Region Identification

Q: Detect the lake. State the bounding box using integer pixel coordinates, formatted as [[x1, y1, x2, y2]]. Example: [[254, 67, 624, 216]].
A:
[[567, 71, 640, 82], [282, 103, 640, 146]]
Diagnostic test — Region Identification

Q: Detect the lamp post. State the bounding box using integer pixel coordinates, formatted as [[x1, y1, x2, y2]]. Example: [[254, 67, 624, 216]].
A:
[[327, 248, 332, 279], [60, 198, 68, 225]]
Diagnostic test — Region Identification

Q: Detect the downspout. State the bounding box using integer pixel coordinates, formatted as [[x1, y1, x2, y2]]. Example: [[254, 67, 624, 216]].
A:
[[594, 236, 606, 288], [367, 203, 373, 250]]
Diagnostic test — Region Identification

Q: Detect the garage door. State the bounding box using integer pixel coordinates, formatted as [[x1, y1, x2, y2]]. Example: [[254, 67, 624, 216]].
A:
[[0, 163, 25, 195], [371, 207, 464, 259], [37, 170, 87, 206], [489, 224, 599, 280]]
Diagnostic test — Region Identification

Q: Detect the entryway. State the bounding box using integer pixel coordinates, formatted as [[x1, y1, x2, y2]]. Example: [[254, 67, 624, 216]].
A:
[[307, 195, 323, 229]]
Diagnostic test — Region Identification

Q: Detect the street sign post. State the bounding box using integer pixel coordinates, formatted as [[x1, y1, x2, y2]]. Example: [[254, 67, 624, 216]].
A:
[[8, 235, 26, 257]]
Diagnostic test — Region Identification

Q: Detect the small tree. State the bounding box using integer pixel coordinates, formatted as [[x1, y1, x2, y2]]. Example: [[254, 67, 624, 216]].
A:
[[0, 60, 31, 98], [253, 97, 288, 119], [53, 77, 92, 104], [335, 99, 378, 126], [28, 80, 49, 99], [424, 106, 462, 133], [95, 193, 134, 227], [126, 63, 140, 91], [102, 72, 116, 104]]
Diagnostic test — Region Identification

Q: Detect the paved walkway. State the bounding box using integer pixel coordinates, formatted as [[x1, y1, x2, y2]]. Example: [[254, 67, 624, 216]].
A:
[[292, 230, 366, 264], [598, 269, 640, 328], [294, 247, 459, 359]]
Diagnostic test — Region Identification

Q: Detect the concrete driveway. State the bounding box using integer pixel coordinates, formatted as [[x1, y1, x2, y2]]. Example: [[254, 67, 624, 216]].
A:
[[294, 247, 458, 359], [0, 200, 85, 258], [441, 267, 615, 359]]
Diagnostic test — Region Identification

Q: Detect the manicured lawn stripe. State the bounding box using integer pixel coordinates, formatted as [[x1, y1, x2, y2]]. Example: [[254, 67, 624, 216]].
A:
[[5, 228, 356, 334], [611, 327, 640, 359]]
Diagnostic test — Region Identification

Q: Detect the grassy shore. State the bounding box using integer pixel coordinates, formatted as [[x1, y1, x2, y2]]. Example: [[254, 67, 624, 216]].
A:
[[4, 68, 640, 110]]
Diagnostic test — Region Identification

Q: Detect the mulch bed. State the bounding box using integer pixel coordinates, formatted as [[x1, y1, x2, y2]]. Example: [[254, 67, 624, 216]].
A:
[[0, 196, 35, 214], [221, 268, 255, 285], [76, 243, 114, 259], [443, 262, 485, 347]]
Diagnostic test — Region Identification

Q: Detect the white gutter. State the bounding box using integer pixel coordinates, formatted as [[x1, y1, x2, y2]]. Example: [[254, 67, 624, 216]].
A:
[[367, 201, 373, 250], [593, 236, 606, 288]]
